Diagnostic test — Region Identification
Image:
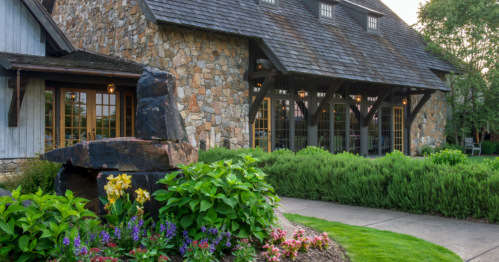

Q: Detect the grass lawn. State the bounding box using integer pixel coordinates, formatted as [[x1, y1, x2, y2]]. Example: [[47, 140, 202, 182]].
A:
[[284, 214, 462, 262], [467, 156, 497, 164]]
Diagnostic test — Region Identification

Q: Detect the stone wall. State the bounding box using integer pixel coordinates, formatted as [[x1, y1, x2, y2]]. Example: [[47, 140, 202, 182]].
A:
[[410, 91, 447, 156], [52, 0, 250, 149], [0, 159, 25, 173]]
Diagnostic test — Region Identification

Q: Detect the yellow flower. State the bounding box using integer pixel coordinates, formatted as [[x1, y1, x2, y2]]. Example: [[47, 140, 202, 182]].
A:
[[107, 175, 117, 182], [135, 188, 150, 204], [119, 174, 132, 189]]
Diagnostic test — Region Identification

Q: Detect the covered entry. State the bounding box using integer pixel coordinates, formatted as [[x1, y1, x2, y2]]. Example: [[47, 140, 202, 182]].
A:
[[249, 73, 434, 156]]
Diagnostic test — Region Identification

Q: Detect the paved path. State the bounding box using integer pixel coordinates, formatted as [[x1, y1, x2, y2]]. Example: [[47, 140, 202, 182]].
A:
[[278, 197, 499, 262]]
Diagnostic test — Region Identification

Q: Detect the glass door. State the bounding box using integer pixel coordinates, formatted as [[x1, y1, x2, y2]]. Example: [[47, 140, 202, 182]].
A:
[[394, 107, 404, 152], [61, 89, 91, 147], [60, 89, 121, 147], [94, 92, 120, 140], [253, 97, 271, 152]]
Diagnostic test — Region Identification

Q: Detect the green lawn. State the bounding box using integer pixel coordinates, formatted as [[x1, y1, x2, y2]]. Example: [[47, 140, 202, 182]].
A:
[[284, 214, 462, 262], [467, 156, 497, 164]]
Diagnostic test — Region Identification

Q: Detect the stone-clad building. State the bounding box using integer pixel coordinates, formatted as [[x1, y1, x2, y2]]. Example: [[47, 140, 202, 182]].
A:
[[48, 0, 453, 156], [0, 0, 452, 159]]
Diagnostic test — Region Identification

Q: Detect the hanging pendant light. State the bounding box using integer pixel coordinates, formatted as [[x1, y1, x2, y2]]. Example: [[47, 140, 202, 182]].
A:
[[107, 84, 116, 94], [402, 98, 408, 105], [356, 95, 362, 102], [298, 89, 306, 98]]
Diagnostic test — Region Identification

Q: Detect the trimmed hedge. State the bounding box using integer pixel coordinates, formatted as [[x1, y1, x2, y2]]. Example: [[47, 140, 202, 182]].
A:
[[199, 148, 499, 223]]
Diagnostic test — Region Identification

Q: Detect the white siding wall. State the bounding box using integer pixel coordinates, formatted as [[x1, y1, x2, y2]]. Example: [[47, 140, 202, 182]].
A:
[[0, 0, 45, 55], [0, 78, 45, 158]]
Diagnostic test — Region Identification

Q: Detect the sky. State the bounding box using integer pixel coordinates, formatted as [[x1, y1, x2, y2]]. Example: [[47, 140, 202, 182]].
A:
[[380, 0, 429, 26]]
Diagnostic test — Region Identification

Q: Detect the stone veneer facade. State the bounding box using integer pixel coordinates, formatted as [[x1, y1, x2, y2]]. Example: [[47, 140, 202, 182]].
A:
[[410, 91, 447, 156], [52, 0, 250, 150]]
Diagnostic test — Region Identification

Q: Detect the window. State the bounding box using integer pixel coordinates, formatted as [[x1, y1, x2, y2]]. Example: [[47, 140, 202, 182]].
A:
[[349, 104, 361, 155], [367, 106, 379, 155], [333, 104, 346, 153], [45, 88, 55, 152], [275, 100, 290, 150], [317, 102, 330, 151], [260, 0, 279, 9], [321, 3, 333, 19], [368, 16, 378, 30], [95, 93, 118, 140]]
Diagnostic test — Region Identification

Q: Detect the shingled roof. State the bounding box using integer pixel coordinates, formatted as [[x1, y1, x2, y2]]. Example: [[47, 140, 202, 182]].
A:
[[0, 50, 144, 75], [138, 0, 454, 91]]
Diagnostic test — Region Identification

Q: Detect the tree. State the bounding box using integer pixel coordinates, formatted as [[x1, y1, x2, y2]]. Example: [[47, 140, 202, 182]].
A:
[[417, 0, 499, 144]]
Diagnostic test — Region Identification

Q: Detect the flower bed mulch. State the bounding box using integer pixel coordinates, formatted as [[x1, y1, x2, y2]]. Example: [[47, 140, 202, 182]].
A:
[[130, 223, 349, 262]]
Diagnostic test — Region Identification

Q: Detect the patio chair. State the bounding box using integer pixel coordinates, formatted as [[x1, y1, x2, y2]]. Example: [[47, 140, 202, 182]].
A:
[[465, 138, 481, 156]]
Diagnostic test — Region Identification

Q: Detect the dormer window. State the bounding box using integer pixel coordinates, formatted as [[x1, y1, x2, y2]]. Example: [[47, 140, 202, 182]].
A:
[[260, 0, 279, 10], [368, 16, 378, 30], [340, 0, 384, 35], [321, 3, 333, 19]]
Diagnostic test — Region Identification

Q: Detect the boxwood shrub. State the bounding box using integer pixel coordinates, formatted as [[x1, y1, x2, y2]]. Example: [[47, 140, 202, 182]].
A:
[[199, 148, 499, 223]]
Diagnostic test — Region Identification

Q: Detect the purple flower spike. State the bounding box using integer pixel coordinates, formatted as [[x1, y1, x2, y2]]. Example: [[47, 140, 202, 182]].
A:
[[63, 237, 70, 246]]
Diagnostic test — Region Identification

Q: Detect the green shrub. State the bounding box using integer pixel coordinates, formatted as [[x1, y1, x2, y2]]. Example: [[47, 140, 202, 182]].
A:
[[3, 157, 61, 195], [153, 154, 280, 243], [0, 187, 98, 261], [435, 143, 464, 153], [481, 141, 496, 155], [273, 148, 294, 155], [296, 146, 330, 156], [428, 149, 468, 166], [198, 147, 267, 164], [199, 147, 499, 222], [419, 145, 434, 156], [484, 157, 499, 171]]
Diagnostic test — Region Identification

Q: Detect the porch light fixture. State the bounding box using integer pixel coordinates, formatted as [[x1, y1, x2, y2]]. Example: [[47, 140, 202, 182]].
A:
[[71, 93, 76, 100], [298, 89, 306, 98], [356, 95, 362, 102], [107, 84, 116, 94], [402, 99, 408, 105]]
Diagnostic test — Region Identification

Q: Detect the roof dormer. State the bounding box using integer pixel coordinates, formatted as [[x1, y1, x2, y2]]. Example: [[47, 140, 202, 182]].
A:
[[340, 0, 384, 34], [260, 0, 279, 10], [302, 0, 342, 24]]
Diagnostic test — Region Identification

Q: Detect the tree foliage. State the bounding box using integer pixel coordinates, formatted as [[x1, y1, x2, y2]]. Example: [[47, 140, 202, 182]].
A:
[[417, 0, 499, 143]]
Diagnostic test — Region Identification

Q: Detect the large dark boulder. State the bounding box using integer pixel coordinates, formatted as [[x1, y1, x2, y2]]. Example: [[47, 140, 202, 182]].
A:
[[41, 138, 198, 172], [54, 164, 99, 212], [135, 67, 187, 141]]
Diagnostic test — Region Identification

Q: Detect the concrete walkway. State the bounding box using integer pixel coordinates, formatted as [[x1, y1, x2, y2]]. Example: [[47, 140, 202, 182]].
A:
[[278, 197, 499, 262]]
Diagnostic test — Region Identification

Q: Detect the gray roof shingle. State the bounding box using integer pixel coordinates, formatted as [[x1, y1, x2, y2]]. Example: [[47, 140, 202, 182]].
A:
[[141, 0, 454, 91]]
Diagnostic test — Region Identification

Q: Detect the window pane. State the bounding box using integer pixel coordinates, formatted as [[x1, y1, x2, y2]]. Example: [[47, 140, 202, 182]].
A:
[[96, 94, 102, 105], [103, 94, 109, 105], [275, 100, 290, 150], [349, 104, 361, 155], [110, 118, 116, 128], [45, 91, 53, 102], [45, 116, 53, 127], [317, 102, 330, 151], [110, 95, 116, 105], [368, 106, 379, 155], [334, 104, 346, 154], [381, 107, 392, 154], [80, 93, 87, 104]]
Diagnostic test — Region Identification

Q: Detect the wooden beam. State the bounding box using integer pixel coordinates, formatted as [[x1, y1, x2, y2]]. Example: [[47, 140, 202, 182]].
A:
[[394, 90, 434, 96], [25, 71, 139, 87], [249, 69, 276, 124], [311, 82, 343, 126], [363, 88, 391, 127], [8, 85, 27, 127], [405, 92, 434, 128], [248, 70, 275, 79]]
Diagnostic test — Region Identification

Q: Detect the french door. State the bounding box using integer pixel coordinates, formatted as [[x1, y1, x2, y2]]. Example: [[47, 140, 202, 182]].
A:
[[394, 107, 404, 152], [252, 97, 271, 152], [60, 89, 120, 147]]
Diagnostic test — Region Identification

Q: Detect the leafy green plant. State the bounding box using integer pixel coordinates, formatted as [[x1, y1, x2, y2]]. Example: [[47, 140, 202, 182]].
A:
[[233, 239, 257, 262], [428, 149, 469, 166], [296, 146, 330, 156], [481, 141, 496, 155], [435, 143, 464, 154], [153, 154, 280, 244], [3, 157, 61, 194], [183, 240, 218, 262], [0, 187, 98, 261], [419, 144, 434, 156], [484, 157, 499, 170], [272, 148, 294, 155]]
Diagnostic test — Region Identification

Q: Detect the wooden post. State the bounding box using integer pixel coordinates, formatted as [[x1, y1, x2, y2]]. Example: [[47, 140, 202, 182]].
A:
[[248, 69, 276, 124], [200, 139, 207, 151], [223, 139, 231, 150]]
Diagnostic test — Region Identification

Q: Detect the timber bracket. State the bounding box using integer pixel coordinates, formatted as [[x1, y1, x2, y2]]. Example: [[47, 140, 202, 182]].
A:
[[363, 88, 392, 127], [8, 74, 29, 127], [405, 91, 435, 128], [248, 69, 276, 124], [311, 81, 343, 126]]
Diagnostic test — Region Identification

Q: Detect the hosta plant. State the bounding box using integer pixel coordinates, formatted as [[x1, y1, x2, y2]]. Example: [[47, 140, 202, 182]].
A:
[[0, 187, 98, 262], [154, 154, 280, 243]]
